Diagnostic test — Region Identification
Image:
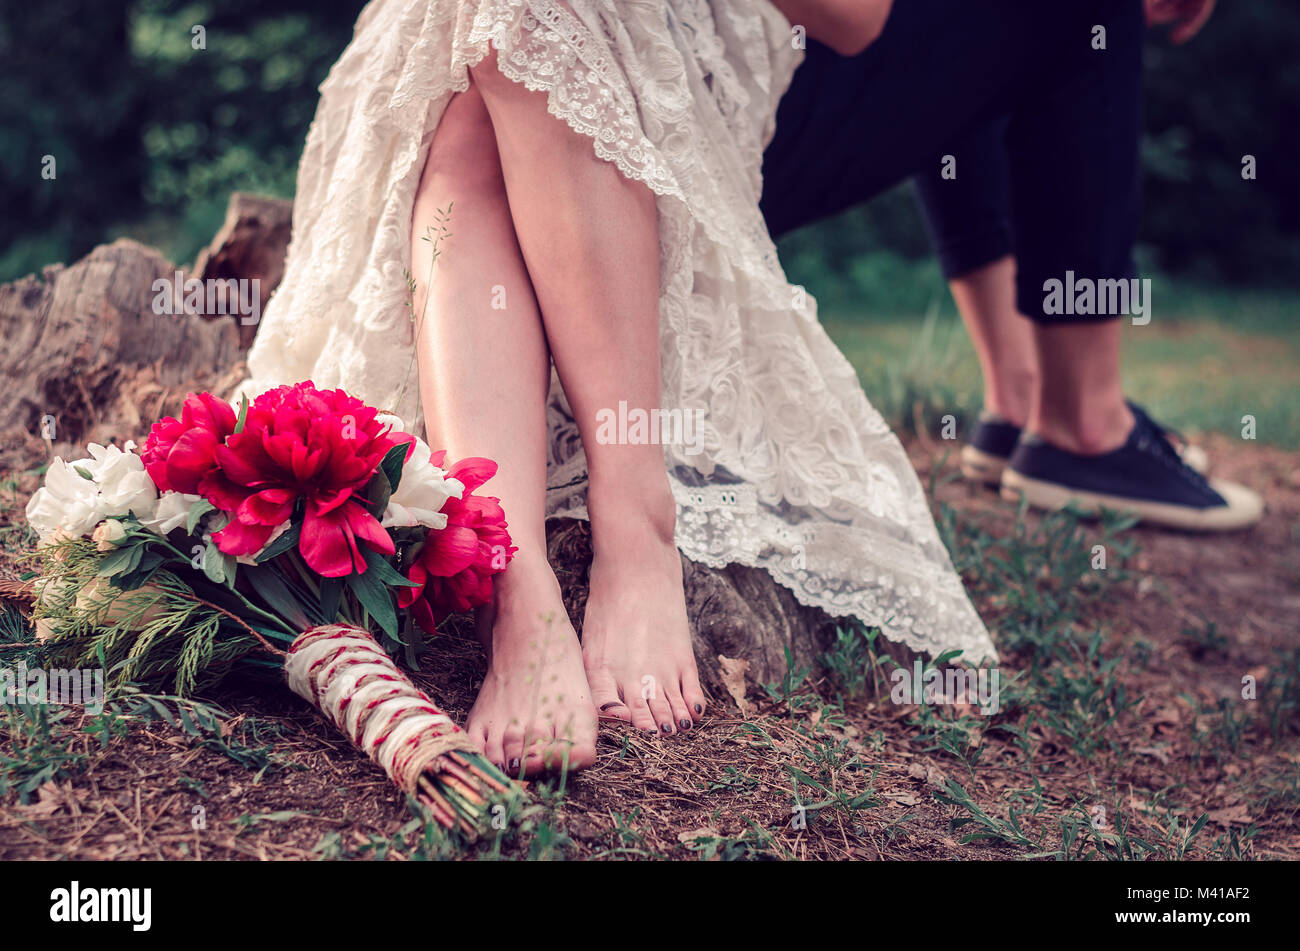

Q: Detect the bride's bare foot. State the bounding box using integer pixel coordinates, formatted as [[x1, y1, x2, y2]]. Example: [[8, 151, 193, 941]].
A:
[[464, 555, 597, 777], [581, 488, 707, 734]]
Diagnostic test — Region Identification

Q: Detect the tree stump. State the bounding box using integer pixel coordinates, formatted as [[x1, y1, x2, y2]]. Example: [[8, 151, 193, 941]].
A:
[[0, 239, 244, 464], [0, 193, 887, 702], [194, 192, 293, 349]]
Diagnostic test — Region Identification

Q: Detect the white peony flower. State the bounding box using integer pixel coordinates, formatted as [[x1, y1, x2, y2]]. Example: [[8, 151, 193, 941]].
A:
[[373, 414, 463, 529], [380, 437, 462, 530], [139, 490, 205, 536], [26, 441, 159, 544]]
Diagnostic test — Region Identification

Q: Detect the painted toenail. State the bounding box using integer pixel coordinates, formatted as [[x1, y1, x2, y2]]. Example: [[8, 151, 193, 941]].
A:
[[679, 718, 691, 730], [508, 758, 520, 772], [661, 722, 673, 733], [600, 701, 625, 711], [694, 703, 703, 714]]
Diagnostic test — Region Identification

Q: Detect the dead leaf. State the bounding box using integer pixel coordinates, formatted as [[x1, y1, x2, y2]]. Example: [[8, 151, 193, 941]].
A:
[[717, 654, 753, 715], [1152, 705, 1183, 726], [907, 761, 948, 789], [1133, 745, 1171, 765], [14, 782, 62, 818], [677, 827, 720, 844], [1207, 805, 1252, 827]]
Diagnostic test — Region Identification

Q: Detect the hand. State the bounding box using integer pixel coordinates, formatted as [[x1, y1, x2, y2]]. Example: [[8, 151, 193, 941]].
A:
[[1144, 0, 1216, 44], [772, 0, 894, 56]]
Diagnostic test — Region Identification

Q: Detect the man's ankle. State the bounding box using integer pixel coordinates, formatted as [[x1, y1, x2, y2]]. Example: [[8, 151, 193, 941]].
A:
[[984, 371, 1038, 429], [1028, 399, 1135, 456]]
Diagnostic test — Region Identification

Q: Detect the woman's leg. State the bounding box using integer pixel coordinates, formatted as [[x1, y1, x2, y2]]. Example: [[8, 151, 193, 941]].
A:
[[410, 83, 596, 776], [469, 54, 707, 734]]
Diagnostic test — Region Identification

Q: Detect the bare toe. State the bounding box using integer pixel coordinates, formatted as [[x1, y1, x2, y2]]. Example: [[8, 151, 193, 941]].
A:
[[681, 669, 707, 721], [664, 684, 693, 732]]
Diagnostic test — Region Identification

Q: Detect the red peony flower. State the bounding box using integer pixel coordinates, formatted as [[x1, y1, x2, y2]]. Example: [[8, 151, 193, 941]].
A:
[[142, 392, 237, 495], [206, 382, 399, 577], [399, 454, 515, 632]]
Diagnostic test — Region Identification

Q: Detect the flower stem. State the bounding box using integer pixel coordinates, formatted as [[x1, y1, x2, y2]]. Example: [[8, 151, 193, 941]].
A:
[[179, 592, 287, 658]]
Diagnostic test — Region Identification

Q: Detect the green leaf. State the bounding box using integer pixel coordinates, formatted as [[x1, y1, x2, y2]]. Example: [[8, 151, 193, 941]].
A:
[[186, 499, 216, 535], [233, 394, 249, 435], [73, 465, 95, 481], [255, 523, 301, 563], [347, 566, 398, 641], [193, 706, 223, 735], [222, 553, 239, 590], [319, 577, 343, 622], [267, 567, 326, 625], [380, 443, 407, 494], [201, 542, 226, 584], [401, 615, 421, 670], [245, 568, 311, 631], [361, 547, 421, 588], [365, 469, 393, 520], [142, 696, 178, 728], [96, 544, 142, 578], [114, 550, 167, 591], [246, 622, 296, 645], [176, 704, 199, 736]]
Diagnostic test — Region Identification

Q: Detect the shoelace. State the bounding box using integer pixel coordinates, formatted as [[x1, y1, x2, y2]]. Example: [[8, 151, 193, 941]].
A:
[[1132, 412, 1214, 493], [1129, 402, 1191, 452]]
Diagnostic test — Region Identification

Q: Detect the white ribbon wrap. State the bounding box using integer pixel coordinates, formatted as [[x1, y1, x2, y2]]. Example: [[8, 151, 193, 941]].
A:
[[285, 624, 476, 793]]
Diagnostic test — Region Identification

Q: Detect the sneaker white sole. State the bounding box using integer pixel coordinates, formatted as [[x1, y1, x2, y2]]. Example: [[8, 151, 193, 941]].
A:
[[960, 446, 1007, 486], [1000, 470, 1263, 531]]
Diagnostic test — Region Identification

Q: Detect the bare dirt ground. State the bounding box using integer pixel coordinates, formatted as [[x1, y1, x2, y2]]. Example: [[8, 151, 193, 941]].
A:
[[1, 432, 1296, 861]]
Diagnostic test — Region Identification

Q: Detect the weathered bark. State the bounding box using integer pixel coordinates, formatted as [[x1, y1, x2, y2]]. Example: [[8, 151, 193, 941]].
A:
[[0, 239, 244, 460], [0, 192, 885, 702], [193, 192, 293, 349]]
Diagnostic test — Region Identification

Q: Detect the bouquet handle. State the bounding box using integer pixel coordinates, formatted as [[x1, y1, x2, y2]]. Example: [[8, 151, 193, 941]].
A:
[[286, 624, 513, 834]]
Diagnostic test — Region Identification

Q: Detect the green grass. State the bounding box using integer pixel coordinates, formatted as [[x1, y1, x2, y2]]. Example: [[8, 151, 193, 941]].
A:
[[816, 281, 1300, 448]]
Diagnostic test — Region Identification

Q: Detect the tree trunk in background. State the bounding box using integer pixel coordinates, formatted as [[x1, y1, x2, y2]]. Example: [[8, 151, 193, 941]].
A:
[[194, 192, 293, 349], [0, 193, 899, 701], [0, 239, 244, 462]]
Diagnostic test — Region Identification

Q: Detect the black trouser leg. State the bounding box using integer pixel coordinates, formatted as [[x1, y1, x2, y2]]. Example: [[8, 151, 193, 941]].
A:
[[760, 0, 1143, 325]]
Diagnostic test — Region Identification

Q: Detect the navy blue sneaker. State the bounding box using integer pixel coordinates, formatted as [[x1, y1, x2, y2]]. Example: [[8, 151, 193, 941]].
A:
[[1001, 411, 1262, 531], [961, 401, 1209, 488], [960, 411, 1023, 486]]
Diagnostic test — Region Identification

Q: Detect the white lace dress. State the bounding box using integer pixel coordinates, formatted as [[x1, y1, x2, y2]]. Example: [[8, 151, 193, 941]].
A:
[[239, 0, 997, 663]]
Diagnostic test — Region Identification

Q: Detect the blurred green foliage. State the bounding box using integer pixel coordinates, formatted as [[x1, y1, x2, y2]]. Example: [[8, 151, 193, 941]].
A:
[[0, 0, 358, 278], [1, 1, 1296, 294]]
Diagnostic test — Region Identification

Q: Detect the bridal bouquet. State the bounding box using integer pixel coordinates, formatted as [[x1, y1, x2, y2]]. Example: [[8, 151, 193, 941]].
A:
[[25, 381, 517, 835]]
